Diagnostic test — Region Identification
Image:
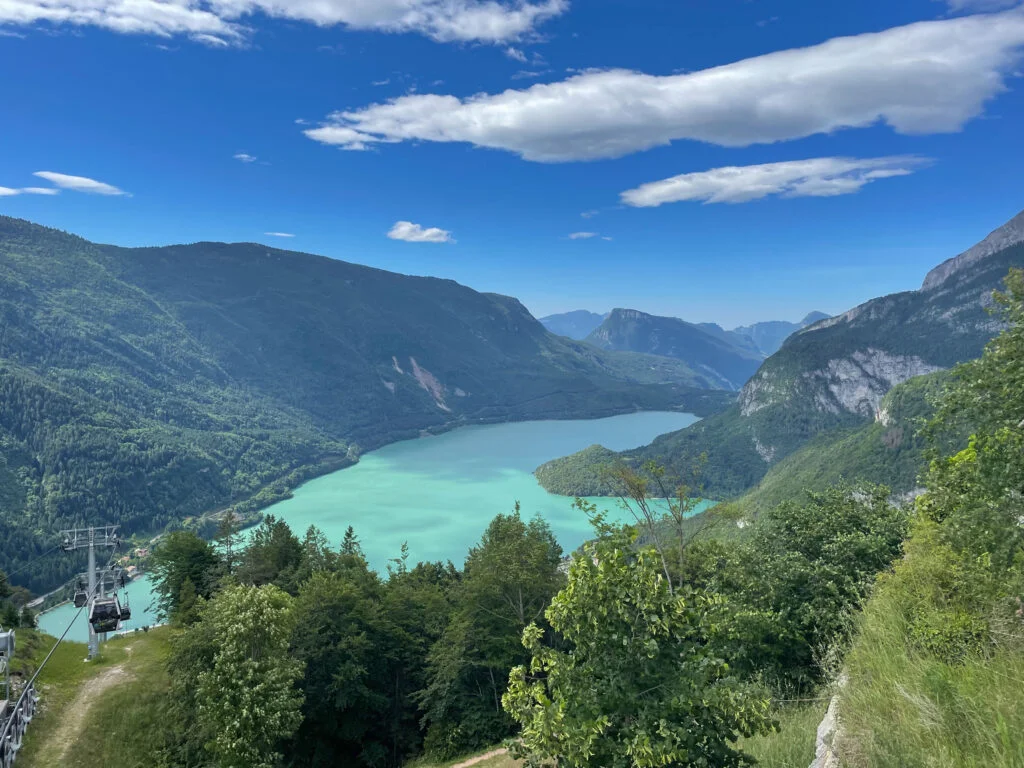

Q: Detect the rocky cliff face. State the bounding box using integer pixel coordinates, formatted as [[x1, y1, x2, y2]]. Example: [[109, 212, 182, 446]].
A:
[[922, 210, 1024, 292]]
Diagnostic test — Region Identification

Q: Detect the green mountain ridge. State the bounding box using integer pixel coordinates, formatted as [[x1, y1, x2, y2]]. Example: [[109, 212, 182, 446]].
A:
[[0, 216, 731, 592], [586, 308, 766, 390], [537, 209, 1024, 499]]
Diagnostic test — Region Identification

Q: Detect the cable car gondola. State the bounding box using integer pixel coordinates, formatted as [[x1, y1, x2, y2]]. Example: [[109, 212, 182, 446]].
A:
[[89, 596, 122, 634], [73, 578, 88, 609]]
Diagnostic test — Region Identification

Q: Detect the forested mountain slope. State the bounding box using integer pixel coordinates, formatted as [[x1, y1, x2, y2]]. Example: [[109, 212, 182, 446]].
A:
[[0, 216, 730, 591], [538, 209, 1024, 498], [586, 308, 766, 390]]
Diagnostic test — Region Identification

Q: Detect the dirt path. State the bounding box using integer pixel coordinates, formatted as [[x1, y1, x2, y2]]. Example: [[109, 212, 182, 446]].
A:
[[34, 662, 133, 767], [451, 748, 510, 767]]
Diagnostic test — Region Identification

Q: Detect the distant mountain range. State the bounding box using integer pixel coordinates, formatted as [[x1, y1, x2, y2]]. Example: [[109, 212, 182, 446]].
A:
[[0, 216, 734, 591], [537, 208, 1024, 501], [585, 310, 765, 391], [538, 310, 608, 339], [731, 312, 831, 356], [541, 309, 830, 383]]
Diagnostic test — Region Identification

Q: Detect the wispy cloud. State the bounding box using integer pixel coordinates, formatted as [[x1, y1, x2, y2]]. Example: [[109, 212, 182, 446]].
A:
[[265, 232, 295, 238], [0, 185, 60, 196], [387, 221, 454, 243], [0, 0, 568, 46], [942, 0, 1020, 11], [305, 9, 1024, 162], [580, 210, 599, 219], [372, 79, 391, 86], [510, 69, 551, 80], [32, 171, 126, 195], [505, 46, 527, 62], [620, 156, 930, 207], [568, 232, 597, 239], [233, 152, 258, 163]]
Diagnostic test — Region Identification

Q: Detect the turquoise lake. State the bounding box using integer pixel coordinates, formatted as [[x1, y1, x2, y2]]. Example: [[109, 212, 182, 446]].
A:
[[263, 410, 700, 571], [40, 410, 699, 642]]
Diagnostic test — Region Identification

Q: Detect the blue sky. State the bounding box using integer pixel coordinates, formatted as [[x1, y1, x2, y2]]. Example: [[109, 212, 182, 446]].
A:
[[1, 0, 1023, 327]]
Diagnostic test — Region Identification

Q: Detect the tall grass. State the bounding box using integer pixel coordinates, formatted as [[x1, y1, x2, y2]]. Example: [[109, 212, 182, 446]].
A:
[[738, 702, 823, 768], [837, 533, 1024, 768]]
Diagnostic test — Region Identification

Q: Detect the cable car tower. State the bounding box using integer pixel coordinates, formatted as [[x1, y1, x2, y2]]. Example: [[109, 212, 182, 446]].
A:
[[59, 526, 120, 660]]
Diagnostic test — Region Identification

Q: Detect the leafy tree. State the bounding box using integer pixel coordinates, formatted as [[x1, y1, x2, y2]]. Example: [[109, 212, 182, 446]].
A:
[[194, 584, 304, 768], [237, 515, 304, 592], [603, 456, 740, 593], [0, 600, 17, 629], [723, 484, 907, 689], [504, 528, 772, 768], [149, 530, 222, 623], [18, 605, 35, 628], [214, 511, 242, 576], [288, 568, 388, 767], [420, 508, 563, 758], [922, 268, 1024, 570]]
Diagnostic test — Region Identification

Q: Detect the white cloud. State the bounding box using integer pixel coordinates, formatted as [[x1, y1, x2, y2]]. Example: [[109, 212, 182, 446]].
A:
[[944, 0, 1020, 11], [568, 231, 597, 239], [387, 221, 454, 243], [510, 69, 551, 80], [305, 9, 1024, 162], [0, 185, 60, 196], [505, 46, 527, 62], [233, 152, 258, 162], [0, 0, 568, 45], [620, 156, 929, 207], [265, 231, 295, 237], [580, 209, 598, 218], [33, 171, 126, 195]]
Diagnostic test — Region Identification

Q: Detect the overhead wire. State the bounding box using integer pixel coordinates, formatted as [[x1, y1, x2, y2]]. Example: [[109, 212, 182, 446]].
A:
[[0, 545, 63, 583]]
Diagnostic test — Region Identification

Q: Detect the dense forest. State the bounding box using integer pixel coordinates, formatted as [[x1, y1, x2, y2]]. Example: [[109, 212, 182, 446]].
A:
[[0, 216, 733, 593]]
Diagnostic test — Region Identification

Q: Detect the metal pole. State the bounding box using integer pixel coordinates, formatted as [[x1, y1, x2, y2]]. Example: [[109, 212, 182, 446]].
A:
[[87, 529, 97, 661]]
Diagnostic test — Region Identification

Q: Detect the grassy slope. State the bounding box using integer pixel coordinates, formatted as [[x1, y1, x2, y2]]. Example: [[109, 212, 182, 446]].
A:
[[839, 585, 1024, 765], [15, 627, 171, 768], [738, 703, 822, 768]]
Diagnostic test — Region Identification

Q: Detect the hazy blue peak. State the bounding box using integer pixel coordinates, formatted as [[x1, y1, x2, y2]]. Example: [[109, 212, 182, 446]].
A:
[[539, 309, 607, 339]]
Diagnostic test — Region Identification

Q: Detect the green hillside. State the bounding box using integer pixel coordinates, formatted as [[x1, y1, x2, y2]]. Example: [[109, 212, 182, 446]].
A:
[[733, 372, 950, 514], [0, 216, 730, 592]]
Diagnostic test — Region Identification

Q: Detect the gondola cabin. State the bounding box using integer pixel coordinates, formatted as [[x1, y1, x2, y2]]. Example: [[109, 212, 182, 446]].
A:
[[89, 596, 122, 633]]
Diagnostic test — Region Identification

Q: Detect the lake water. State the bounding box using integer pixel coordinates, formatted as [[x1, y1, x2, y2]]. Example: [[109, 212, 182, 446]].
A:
[[264, 410, 700, 572], [40, 410, 700, 642]]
